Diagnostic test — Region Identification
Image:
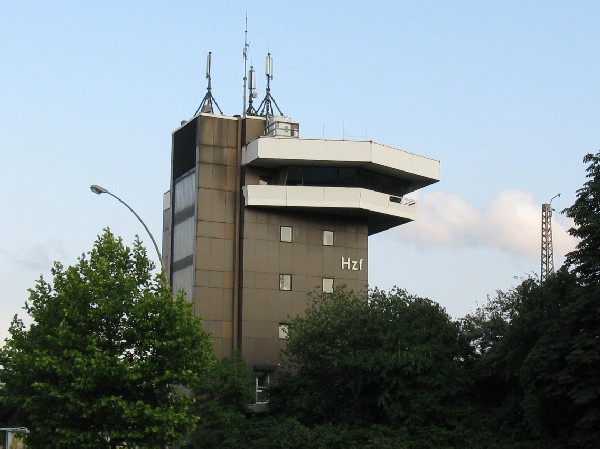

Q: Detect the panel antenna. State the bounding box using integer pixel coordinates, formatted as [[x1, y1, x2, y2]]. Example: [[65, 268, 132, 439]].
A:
[[245, 65, 258, 116]]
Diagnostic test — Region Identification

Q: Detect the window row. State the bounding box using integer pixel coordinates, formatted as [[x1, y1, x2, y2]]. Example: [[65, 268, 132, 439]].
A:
[[282, 166, 411, 197], [280, 226, 334, 246], [259, 166, 411, 197], [279, 274, 334, 293]]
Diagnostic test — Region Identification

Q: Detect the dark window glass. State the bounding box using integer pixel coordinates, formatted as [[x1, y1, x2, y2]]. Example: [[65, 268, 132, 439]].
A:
[[285, 166, 303, 185], [339, 168, 358, 186], [303, 167, 338, 186], [283, 165, 411, 196]]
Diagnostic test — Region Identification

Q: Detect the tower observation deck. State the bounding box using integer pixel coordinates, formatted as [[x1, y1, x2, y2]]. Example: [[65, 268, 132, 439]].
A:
[[243, 134, 439, 234]]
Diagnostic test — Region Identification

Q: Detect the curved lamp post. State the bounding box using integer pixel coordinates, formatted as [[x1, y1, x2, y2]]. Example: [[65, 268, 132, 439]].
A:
[[90, 184, 163, 270]]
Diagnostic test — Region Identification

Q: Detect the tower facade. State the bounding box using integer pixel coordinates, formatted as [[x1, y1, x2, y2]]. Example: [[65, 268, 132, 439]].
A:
[[163, 113, 440, 379]]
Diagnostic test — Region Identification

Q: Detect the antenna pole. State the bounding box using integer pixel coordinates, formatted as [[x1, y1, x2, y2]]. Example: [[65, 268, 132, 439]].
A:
[[195, 51, 223, 116], [243, 14, 249, 116], [257, 52, 283, 117]]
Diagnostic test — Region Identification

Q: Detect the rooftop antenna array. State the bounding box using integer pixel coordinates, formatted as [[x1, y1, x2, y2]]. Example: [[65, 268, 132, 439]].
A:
[[195, 52, 223, 116], [256, 53, 283, 117], [541, 193, 560, 281]]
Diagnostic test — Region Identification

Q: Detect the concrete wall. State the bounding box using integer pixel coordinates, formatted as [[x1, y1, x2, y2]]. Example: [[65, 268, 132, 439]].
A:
[[239, 208, 368, 369], [171, 114, 370, 368], [192, 114, 239, 359]]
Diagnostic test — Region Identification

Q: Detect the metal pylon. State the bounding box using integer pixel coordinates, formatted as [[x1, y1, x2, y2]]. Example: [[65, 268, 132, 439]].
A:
[[541, 202, 554, 281]]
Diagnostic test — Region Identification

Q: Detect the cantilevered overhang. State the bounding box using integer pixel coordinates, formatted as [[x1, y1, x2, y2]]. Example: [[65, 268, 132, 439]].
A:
[[242, 137, 440, 193], [242, 185, 416, 235]]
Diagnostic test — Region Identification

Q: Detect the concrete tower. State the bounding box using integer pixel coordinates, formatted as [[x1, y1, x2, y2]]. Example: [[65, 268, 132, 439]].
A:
[[163, 112, 439, 393]]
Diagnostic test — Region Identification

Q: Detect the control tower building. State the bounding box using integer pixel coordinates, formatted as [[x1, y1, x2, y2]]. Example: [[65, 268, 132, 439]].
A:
[[163, 56, 440, 382]]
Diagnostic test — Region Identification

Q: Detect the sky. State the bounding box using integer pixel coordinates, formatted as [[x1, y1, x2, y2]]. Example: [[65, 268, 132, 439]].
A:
[[1, 1, 598, 344]]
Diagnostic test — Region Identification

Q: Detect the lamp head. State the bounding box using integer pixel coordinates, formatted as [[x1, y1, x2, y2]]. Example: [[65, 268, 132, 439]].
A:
[[90, 184, 108, 195]]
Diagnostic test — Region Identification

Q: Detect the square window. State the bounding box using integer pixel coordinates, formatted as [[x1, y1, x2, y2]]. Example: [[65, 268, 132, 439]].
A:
[[322, 278, 334, 293], [280, 226, 292, 243], [279, 274, 292, 291], [323, 230, 334, 246], [279, 324, 289, 339]]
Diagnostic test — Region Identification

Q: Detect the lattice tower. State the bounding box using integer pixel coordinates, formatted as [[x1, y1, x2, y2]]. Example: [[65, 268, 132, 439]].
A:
[[541, 202, 554, 281]]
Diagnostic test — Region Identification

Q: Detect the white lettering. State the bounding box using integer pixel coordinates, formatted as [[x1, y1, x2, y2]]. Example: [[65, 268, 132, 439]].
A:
[[341, 257, 364, 271], [341, 257, 351, 270]]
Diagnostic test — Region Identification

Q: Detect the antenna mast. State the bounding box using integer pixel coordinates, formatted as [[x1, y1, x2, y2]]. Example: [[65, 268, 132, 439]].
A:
[[257, 52, 283, 117], [243, 15, 249, 116], [541, 193, 560, 281], [195, 51, 223, 116]]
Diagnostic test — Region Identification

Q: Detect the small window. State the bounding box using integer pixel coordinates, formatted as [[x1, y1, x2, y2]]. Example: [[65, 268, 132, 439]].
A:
[[323, 230, 334, 246], [279, 274, 292, 291], [322, 278, 334, 293], [280, 226, 292, 243], [279, 324, 289, 339]]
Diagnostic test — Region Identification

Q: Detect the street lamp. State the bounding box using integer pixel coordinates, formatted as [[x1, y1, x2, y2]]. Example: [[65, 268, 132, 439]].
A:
[[90, 184, 163, 270]]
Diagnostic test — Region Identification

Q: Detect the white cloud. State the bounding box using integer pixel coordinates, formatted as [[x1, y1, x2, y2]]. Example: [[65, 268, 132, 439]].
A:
[[396, 189, 577, 260]]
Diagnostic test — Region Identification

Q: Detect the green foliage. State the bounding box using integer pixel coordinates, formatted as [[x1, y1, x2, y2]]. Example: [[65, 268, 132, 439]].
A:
[[271, 287, 469, 428], [458, 152, 600, 448], [0, 229, 214, 449], [517, 273, 600, 448], [460, 288, 518, 359], [191, 413, 531, 449], [199, 350, 255, 409], [564, 151, 600, 285], [465, 269, 600, 448], [191, 351, 255, 448], [190, 284, 589, 449]]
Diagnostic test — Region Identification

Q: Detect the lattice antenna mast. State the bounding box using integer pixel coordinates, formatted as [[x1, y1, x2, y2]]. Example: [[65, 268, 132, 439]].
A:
[[541, 193, 560, 281], [257, 53, 283, 117], [195, 52, 223, 116]]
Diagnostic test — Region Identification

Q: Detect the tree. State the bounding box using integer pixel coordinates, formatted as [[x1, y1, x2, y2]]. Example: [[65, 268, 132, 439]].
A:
[[520, 150, 600, 447], [191, 351, 255, 448], [0, 229, 214, 449], [511, 151, 600, 447], [564, 151, 600, 285], [271, 287, 469, 429], [461, 152, 600, 448]]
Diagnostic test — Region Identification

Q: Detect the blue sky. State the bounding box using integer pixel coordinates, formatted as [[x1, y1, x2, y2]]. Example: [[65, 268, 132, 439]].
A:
[[1, 1, 598, 343]]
